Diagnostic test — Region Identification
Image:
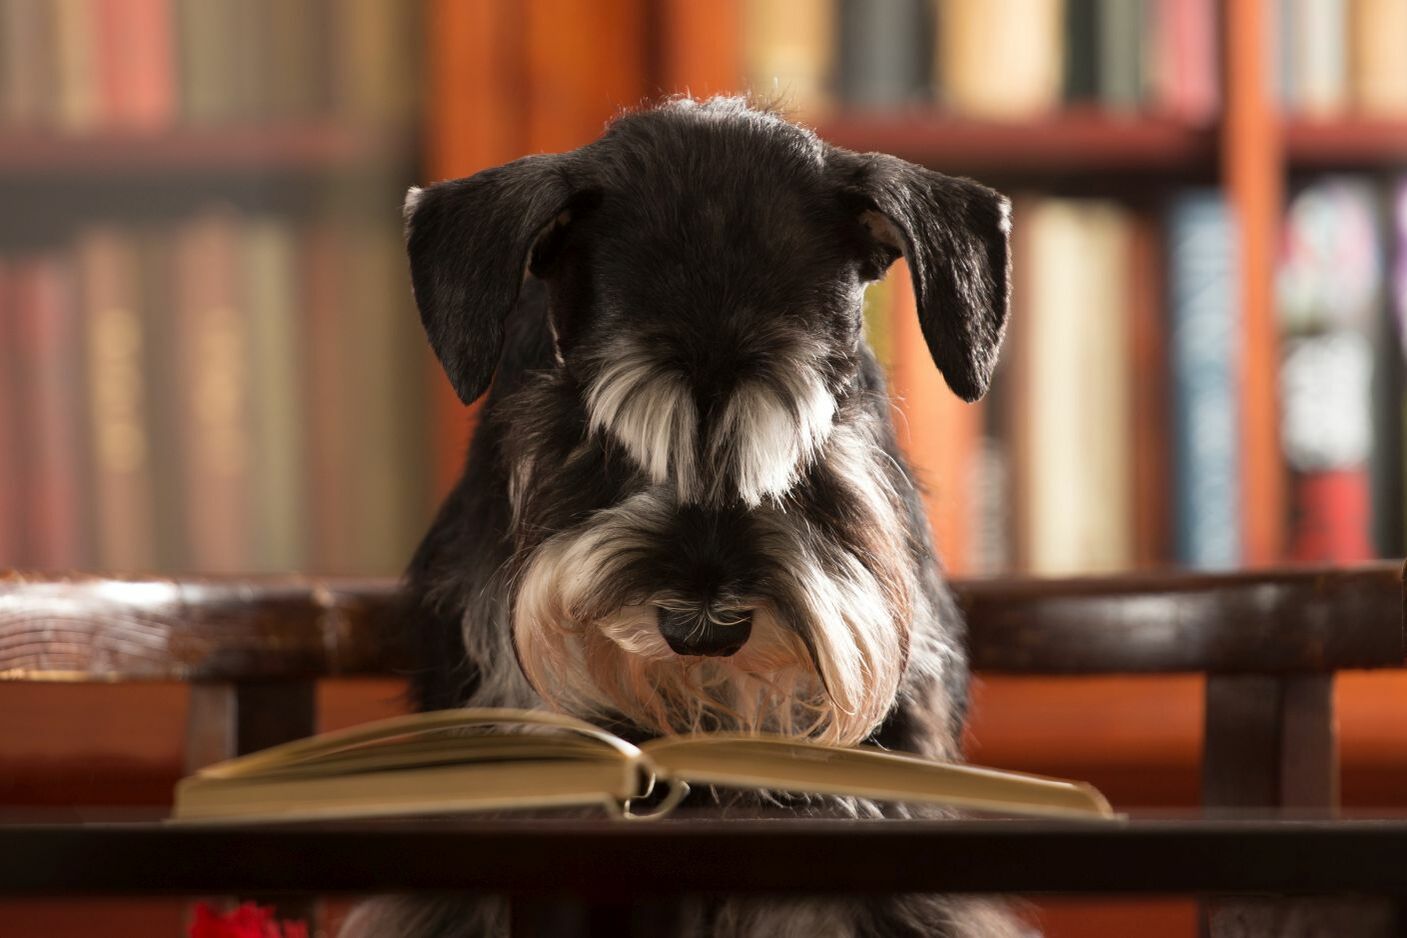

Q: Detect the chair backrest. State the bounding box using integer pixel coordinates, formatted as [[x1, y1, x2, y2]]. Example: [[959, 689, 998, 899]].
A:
[[2, 563, 1404, 804]]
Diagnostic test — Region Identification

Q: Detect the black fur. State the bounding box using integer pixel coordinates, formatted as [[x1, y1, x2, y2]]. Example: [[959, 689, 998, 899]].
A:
[[381, 98, 1016, 938]]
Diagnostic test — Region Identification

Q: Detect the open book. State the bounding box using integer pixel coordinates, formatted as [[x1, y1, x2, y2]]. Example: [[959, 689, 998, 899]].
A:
[[172, 708, 1116, 824]]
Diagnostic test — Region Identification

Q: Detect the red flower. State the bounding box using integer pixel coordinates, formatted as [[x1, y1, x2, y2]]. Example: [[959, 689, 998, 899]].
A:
[[190, 901, 308, 938]]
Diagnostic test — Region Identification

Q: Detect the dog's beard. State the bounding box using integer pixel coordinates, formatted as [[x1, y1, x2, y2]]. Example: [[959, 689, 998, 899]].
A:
[[511, 482, 910, 746]]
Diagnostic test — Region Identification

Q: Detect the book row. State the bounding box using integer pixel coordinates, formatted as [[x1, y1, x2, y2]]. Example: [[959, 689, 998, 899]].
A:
[[0, 0, 419, 132], [0, 208, 431, 574], [3, 188, 1401, 578], [751, 0, 1218, 120], [868, 176, 1407, 576], [1278, 0, 1407, 116]]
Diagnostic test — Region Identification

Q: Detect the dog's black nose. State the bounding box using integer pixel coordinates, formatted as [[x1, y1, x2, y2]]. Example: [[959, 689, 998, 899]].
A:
[[656, 606, 752, 657]]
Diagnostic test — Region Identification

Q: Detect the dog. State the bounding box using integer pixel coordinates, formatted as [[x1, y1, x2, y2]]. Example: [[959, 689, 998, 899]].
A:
[[345, 97, 1022, 937]]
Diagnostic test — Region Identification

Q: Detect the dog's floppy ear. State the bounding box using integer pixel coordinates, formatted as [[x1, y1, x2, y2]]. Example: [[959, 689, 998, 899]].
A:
[[404, 155, 574, 404], [836, 151, 1011, 402]]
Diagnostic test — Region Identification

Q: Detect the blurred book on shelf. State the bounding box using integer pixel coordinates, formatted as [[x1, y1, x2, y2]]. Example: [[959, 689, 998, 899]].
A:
[[1276, 176, 1396, 563], [752, 0, 1219, 120], [1010, 199, 1135, 575], [1, 209, 429, 575], [0, 0, 418, 132], [724, 0, 1407, 578], [1279, 0, 1407, 116], [1168, 192, 1242, 570], [8, 0, 1407, 583], [0, 1, 427, 576]]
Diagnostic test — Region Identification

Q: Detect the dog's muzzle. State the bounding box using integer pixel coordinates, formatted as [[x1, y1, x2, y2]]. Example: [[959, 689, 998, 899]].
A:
[[656, 605, 753, 657]]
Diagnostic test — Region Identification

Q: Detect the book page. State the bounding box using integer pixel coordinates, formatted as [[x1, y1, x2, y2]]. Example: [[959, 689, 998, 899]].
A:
[[642, 736, 1115, 820]]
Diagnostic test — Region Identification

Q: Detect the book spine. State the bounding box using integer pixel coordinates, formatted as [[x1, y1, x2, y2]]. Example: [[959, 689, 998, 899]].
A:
[[1277, 177, 1381, 563], [1280, 331, 1376, 562], [659, 0, 743, 97], [837, 0, 932, 109], [1097, 0, 1145, 112], [76, 225, 157, 571], [1168, 191, 1242, 569], [1389, 180, 1407, 555], [171, 209, 253, 573], [333, 0, 419, 125], [301, 221, 355, 572], [888, 259, 981, 572], [340, 225, 430, 573], [133, 224, 186, 570], [244, 216, 307, 571], [940, 0, 1064, 118], [1276, 0, 1298, 108], [1, 0, 53, 127], [1350, 0, 1407, 114], [51, 0, 99, 131], [1016, 199, 1134, 574], [0, 262, 20, 566], [176, 0, 228, 124], [1288, 467, 1373, 561], [1063, 0, 1101, 105], [1129, 211, 1171, 566], [742, 0, 836, 117], [92, 0, 128, 127], [1294, 0, 1349, 116], [121, 0, 176, 129], [1169, 0, 1218, 121], [12, 254, 92, 569], [263, 0, 331, 120]]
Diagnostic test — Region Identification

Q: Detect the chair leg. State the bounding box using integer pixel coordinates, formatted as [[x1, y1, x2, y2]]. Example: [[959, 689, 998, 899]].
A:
[[1201, 674, 1374, 936], [183, 680, 319, 928]]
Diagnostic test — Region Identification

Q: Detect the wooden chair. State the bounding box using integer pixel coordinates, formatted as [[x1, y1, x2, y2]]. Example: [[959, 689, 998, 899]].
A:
[[2, 562, 1404, 934]]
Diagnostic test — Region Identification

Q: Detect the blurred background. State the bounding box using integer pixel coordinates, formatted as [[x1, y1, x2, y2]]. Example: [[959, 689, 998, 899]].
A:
[[4, 0, 1407, 579], [2, 1, 1407, 935]]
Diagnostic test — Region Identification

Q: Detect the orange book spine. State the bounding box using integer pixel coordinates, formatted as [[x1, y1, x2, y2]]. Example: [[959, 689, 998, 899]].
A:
[[660, 0, 743, 96], [887, 259, 981, 573], [424, 0, 527, 503], [121, 0, 176, 129], [1129, 212, 1170, 568]]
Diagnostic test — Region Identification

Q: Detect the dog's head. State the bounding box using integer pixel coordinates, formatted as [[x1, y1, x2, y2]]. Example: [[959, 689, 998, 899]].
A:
[[405, 98, 1009, 744]]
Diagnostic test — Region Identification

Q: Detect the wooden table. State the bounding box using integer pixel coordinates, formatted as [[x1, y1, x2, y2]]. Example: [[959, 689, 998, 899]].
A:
[[3, 814, 1406, 935]]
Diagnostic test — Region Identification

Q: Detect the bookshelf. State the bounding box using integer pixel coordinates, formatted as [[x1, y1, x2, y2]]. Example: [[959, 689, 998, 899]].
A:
[[0, 125, 411, 178], [1285, 118, 1407, 165], [0, 0, 429, 577], [817, 112, 1218, 176]]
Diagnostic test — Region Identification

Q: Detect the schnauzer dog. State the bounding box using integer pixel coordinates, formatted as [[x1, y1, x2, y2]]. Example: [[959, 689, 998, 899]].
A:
[[348, 97, 1021, 937]]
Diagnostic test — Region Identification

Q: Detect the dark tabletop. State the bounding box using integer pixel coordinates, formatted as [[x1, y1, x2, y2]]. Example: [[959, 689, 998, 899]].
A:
[[5, 814, 1407, 899]]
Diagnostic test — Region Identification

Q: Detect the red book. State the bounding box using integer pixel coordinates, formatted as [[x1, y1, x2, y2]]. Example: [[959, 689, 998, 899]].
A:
[[1288, 469, 1374, 563], [11, 255, 91, 570], [94, 0, 176, 129], [125, 0, 177, 129], [0, 263, 20, 567], [300, 222, 354, 573], [1151, 0, 1218, 123]]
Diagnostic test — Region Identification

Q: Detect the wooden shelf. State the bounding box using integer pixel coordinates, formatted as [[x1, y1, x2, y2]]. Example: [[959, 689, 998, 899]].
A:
[[815, 111, 1217, 176], [0, 123, 411, 179], [1284, 117, 1407, 167]]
